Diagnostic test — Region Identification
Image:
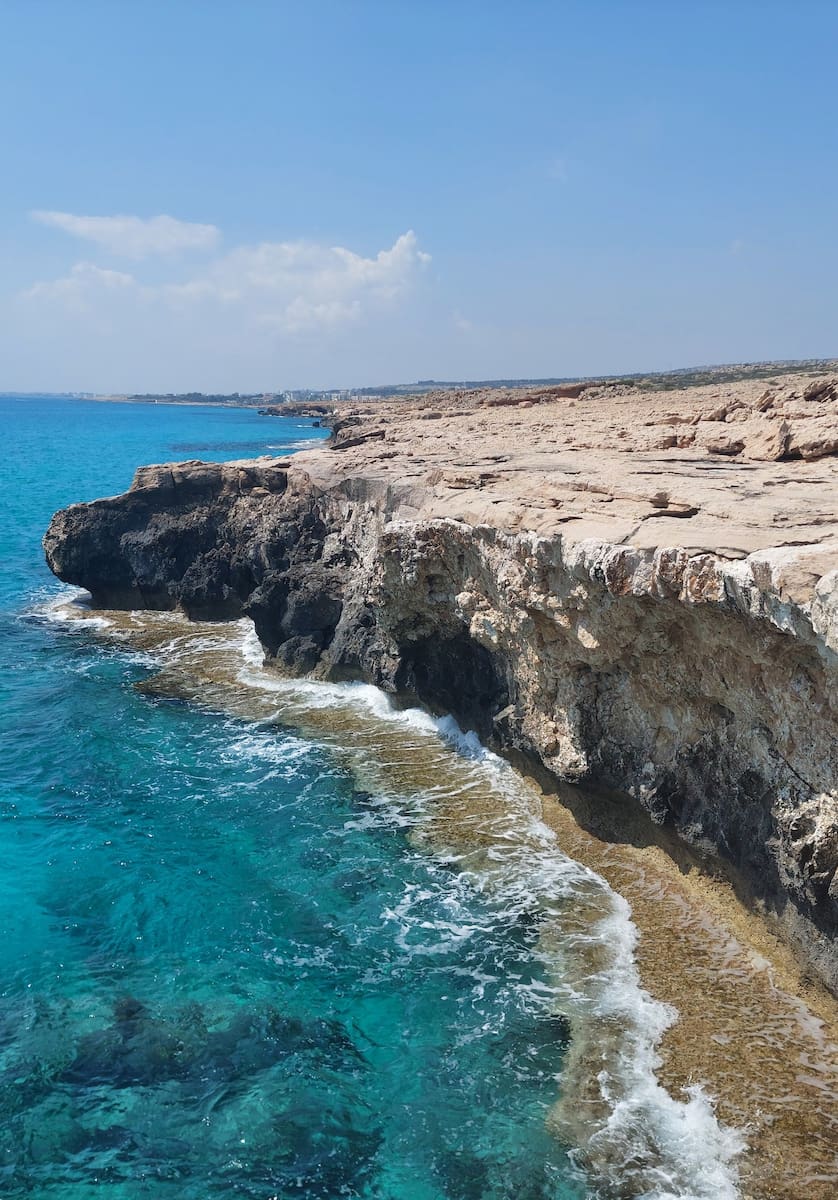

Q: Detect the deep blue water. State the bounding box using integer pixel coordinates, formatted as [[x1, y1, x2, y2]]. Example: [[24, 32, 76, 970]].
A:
[[0, 399, 588, 1199]]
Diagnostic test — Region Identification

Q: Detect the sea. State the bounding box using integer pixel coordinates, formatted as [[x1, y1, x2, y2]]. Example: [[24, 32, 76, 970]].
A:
[[0, 396, 744, 1199]]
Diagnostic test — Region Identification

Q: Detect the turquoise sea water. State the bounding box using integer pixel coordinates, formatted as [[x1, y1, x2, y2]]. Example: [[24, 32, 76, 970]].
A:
[[0, 399, 593, 1199], [1, 398, 744, 1199]]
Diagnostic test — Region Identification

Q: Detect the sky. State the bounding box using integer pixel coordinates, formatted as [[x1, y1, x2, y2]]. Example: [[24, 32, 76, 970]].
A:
[[1, 0, 837, 393]]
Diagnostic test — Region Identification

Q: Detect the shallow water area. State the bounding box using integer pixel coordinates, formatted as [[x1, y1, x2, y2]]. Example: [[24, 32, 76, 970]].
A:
[[539, 793, 838, 1200], [4, 601, 598, 1199], [26, 596, 751, 1199], [36, 592, 838, 1200]]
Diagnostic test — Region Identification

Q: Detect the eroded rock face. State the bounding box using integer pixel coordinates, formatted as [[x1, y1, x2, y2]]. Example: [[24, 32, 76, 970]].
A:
[[43, 460, 290, 616], [44, 448, 838, 994]]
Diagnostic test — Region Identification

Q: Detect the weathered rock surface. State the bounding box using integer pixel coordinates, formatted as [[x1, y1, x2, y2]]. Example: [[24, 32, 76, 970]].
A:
[[44, 372, 838, 993]]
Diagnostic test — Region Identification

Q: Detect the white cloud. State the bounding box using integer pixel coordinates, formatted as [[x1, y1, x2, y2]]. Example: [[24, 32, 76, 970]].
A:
[[259, 297, 362, 334], [24, 261, 139, 311], [15, 229, 431, 384], [30, 210, 220, 258], [164, 229, 431, 328], [23, 228, 428, 335]]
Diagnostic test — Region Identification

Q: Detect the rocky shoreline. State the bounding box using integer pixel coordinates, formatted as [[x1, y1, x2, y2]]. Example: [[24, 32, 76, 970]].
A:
[[44, 372, 838, 994]]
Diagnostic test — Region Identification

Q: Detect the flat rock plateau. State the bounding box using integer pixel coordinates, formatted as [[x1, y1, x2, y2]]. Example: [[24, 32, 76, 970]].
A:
[[45, 368, 838, 1197]]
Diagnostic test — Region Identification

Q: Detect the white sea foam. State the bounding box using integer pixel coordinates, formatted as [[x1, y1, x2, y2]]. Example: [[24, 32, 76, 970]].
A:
[[218, 730, 314, 782], [220, 730, 312, 763], [562, 897, 745, 1200], [241, 623, 266, 667], [32, 585, 115, 631], [265, 437, 324, 450]]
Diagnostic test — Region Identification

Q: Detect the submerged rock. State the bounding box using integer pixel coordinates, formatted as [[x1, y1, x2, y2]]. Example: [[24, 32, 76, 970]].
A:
[[57, 997, 361, 1090], [1, 1000, 379, 1197]]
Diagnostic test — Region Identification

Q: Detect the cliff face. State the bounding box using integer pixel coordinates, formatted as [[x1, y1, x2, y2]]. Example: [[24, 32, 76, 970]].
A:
[[44, 375, 838, 993]]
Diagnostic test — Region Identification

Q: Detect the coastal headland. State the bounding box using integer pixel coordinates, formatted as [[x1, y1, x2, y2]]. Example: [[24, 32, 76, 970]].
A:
[[44, 369, 838, 993], [43, 369, 838, 1195]]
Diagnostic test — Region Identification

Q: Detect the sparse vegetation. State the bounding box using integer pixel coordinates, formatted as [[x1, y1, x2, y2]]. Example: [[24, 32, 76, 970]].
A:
[[128, 392, 267, 404], [627, 358, 838, 391]]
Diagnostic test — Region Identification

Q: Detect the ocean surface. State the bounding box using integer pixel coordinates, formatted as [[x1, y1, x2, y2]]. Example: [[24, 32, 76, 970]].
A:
[[0, 397, 742, 1199]]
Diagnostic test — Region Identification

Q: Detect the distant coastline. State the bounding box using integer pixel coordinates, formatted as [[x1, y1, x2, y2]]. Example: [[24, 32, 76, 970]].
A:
[[5, 356, 838, 409]]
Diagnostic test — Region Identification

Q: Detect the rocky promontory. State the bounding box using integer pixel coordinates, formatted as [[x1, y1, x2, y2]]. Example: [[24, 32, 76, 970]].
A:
[[44, 371, 838, 992]]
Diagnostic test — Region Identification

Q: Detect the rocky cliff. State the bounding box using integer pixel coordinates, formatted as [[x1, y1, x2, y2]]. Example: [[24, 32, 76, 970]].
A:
[[44, 372, 838, 992]]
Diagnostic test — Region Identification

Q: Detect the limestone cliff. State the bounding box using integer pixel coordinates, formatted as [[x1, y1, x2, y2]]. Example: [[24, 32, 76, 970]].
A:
[[44, 373, 838, 993]]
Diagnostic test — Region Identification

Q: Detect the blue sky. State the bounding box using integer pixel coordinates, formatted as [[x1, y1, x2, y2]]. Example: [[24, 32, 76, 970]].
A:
[[1, 0, 836, 391]]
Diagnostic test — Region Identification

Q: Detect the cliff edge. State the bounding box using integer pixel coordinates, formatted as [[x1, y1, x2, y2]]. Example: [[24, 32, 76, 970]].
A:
[[44, 372, 838, 992]]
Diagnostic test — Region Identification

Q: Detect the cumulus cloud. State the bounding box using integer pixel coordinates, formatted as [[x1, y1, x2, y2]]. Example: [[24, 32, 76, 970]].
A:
[[163, 229, 431, 331], [25, 229, 430, 336], [24, 261, 139, 310], [30, 210, 220, 258], [258, 298, 362, 334]]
